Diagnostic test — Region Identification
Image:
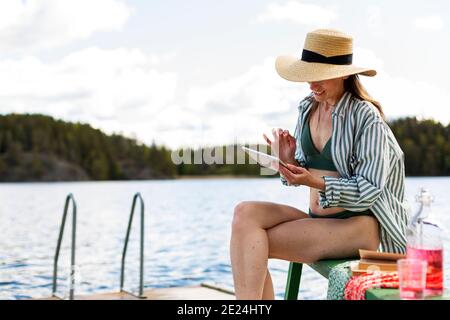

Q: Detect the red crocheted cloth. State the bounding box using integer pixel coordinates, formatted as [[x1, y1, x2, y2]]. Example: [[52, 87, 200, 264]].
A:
[[344, 272, 399, 300]]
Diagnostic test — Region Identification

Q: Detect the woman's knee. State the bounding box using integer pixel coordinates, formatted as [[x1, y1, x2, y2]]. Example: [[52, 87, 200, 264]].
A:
[[232, 201, 258, 231], [232, 201, 305, 233]]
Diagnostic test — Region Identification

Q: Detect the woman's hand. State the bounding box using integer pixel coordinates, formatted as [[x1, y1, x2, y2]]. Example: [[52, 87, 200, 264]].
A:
[[263, 128, 296, 165], [277, 163, 325, 190]]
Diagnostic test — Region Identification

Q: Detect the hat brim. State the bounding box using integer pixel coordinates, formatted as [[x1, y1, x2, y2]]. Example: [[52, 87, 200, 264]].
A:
[[275, 55, 376, 82]]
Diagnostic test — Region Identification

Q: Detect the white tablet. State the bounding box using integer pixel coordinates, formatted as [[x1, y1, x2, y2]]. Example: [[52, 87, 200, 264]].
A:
[[241, 146, 288, 169]]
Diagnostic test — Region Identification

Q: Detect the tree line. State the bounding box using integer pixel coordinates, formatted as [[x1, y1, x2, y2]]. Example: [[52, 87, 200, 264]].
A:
[[0, 113, 448, 181], [389, 117, 449, 176], [0, 114, 176, 181], [176, 117, 450, 177]]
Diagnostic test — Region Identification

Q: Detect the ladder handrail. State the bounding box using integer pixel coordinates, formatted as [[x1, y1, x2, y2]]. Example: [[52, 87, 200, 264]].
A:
[[52, 193, 77, 300], [120, 192, 145, 298]]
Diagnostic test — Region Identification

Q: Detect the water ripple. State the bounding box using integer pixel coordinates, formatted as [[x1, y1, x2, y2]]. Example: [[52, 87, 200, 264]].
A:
[[0, 178, 449, 300]]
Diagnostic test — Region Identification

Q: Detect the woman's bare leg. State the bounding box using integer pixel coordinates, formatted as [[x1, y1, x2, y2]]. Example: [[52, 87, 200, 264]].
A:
[[230, 201, 308, 299], [262, 270, 274, 300], [267, 215, 380, 263]]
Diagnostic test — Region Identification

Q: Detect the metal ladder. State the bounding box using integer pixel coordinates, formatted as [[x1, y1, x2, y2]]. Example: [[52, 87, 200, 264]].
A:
[[52, 193, 77, 300], [51, 192, 146, 299], [120, 192, 146, 298]]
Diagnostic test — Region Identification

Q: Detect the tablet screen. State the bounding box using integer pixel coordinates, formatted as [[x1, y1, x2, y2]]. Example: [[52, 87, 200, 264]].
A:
[[241, 146, 288, 169]]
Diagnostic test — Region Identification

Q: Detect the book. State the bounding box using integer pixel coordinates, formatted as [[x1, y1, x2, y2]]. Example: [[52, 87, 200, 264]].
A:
[[359, 249, 406, 261], [358, 258, 398, 272], [350, 249, 406, 276]]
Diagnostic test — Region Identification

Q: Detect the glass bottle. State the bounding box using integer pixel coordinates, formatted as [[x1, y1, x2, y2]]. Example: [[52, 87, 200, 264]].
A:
[[406, 188, 443, 296]]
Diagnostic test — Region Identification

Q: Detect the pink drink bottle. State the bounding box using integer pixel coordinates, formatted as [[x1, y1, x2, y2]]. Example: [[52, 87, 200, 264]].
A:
[[406, 188, 443, 297]]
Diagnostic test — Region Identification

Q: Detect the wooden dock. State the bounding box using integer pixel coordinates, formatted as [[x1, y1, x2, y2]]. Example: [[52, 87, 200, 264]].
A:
[[34, 283, 235, 300]]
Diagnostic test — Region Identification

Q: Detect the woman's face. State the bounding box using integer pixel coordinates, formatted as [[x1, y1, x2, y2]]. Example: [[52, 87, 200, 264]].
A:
[[308, 76, 347, 105]]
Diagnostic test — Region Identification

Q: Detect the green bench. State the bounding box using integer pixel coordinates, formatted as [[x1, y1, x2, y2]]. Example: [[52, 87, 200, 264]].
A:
[[284, 260, 450, 300], [284, 259, 353, 300]]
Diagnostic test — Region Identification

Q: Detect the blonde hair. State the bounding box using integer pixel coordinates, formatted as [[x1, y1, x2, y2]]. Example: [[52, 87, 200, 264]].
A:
[[344, 74, 384, 118]]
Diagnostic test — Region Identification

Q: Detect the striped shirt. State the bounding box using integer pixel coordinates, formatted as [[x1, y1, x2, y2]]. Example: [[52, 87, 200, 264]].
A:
[[281, 91, 409, 254]]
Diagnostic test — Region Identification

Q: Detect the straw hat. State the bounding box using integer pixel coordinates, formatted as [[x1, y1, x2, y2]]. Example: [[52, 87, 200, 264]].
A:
[[275, 29, 376, 82]]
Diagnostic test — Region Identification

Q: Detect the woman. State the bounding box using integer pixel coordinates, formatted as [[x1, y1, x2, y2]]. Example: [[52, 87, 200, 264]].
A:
[[230, 29, 408, 300]]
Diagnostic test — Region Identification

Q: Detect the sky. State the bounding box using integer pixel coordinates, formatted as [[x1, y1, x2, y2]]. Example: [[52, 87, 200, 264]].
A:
[[0, 0, 449, 149]]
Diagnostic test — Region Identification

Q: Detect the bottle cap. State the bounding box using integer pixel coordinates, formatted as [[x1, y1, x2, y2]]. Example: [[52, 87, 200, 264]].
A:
[[415, 188, 434, 206]]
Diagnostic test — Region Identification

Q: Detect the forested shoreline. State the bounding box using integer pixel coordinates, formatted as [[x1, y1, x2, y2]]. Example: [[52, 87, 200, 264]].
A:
[[0, 114, 448, 181]]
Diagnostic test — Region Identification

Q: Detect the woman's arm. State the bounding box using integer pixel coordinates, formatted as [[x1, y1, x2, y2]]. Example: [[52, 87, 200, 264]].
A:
[[279, 94, 314, 186], [318, 121, 390, 211]]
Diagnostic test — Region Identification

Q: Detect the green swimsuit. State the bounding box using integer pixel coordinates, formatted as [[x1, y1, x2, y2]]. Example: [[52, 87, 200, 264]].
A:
[[301, 115, 373, 219]]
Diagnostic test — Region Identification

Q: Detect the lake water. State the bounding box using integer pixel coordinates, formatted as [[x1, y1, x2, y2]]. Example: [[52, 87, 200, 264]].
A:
[[1, 177, 449, 300]]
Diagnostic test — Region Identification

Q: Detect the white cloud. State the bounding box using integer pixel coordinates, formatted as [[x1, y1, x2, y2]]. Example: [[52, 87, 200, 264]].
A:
[[0, 0, 133, 51], [185, 57, 309, 148], [1, 46, 447, 150], [148, 52, 178, 65], [414, 15, 444, 31], [0, 47, 178, 144], [255, 1, 337, 27], [366, 5, 383, 36], [353, 47, 385, 71], [180, 49, 450, 148], [364, 73, 450, 124], [354, 49, 450, 124]]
